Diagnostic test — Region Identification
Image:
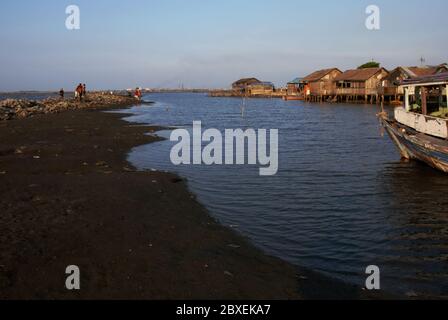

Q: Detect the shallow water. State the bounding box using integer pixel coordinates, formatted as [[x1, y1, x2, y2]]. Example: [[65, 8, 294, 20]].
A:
[[122, 93, 448, 298]]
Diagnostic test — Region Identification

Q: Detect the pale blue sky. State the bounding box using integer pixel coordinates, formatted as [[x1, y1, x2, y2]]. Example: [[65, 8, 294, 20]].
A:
[[0, 0, 447, 90]]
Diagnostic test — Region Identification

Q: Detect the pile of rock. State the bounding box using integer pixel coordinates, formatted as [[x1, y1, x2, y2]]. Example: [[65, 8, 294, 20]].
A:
[[0, 93, 136, 121], [0, 99, 46, 120]]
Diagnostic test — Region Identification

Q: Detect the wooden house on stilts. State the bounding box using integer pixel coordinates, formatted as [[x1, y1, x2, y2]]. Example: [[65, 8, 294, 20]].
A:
[[300, 68, 342, 102], [334, 67, 389, 104]]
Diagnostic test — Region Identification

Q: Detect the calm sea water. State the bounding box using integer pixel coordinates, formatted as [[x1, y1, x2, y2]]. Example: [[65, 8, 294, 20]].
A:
[[120, 93, 448, 298], [0, 92, 57, 101]]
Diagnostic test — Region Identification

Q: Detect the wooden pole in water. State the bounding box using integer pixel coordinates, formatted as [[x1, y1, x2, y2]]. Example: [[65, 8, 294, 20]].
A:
[[404, 87, 410, 111], [446, 84, 448, 108], [421, 87, 428, 115]]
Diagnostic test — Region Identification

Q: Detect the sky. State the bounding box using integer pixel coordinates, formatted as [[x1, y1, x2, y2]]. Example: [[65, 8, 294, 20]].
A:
[[0, 0, 447, 91]]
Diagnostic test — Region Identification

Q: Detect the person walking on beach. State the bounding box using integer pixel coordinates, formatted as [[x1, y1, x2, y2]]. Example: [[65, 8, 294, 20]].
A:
[[59, 88, 65, 99], [82, 84, 87, 98], [75, 83, 83, 102]]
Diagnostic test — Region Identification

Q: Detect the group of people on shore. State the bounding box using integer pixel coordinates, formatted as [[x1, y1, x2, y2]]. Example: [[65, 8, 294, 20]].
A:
[[58, 83, 87, 102], [57, 84, 143, 103], [75, 83, 87, 101]]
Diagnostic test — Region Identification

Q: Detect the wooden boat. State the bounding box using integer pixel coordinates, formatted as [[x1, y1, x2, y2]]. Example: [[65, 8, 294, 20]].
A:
[[379, 72, 448, 172], [282, 95, 304, 101]]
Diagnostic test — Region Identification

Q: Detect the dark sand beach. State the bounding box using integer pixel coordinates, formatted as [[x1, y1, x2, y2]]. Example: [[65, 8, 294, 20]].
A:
[[0, 98, 384, 300]]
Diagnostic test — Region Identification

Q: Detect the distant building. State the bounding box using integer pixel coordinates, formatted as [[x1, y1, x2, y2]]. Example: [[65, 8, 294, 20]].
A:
[[232, 78, 261, 94], [300, 68, 342, 97], [287, 77, 303, 95], [247, 82, 275, 96], [334, 67, 389, 101]]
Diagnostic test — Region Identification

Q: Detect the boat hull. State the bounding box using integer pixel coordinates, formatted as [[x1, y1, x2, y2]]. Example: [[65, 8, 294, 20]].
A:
[[282, 96, 303, 101], [381, 118, 448, 173]]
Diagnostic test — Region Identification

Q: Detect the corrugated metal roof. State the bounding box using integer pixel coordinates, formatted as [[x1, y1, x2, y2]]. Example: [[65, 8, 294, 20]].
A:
[[400, 72, 448, 86], [302, 68, 341, 82], [288, 77, 303, 84], [407, 66, 439, 77], [232, 78, 261, 86], [385, 66, 444, 83], [334, 68, 387, 81]]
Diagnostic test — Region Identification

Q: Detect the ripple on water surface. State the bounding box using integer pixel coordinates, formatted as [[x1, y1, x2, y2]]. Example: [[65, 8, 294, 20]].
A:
[[123, 93, 448, 298]]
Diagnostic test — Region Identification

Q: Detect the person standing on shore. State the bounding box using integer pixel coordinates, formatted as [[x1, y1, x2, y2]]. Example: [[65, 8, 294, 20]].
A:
[[82, 84, 87, 99], [74, 85, 79, 100], [75, 83, 83, 102], [59, 88, 65, 100], [134, 87, 142, 101]]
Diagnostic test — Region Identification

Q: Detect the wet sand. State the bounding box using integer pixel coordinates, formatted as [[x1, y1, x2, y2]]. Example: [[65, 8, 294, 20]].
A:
[[0, 103, 385, 300]]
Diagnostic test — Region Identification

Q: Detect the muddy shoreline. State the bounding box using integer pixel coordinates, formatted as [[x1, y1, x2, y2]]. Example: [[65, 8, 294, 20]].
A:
[[0, 102, 387, 300]]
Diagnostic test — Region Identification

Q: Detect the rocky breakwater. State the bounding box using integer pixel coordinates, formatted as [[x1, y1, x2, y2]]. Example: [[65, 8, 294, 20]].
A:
[[0, 93, 137, 121]]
